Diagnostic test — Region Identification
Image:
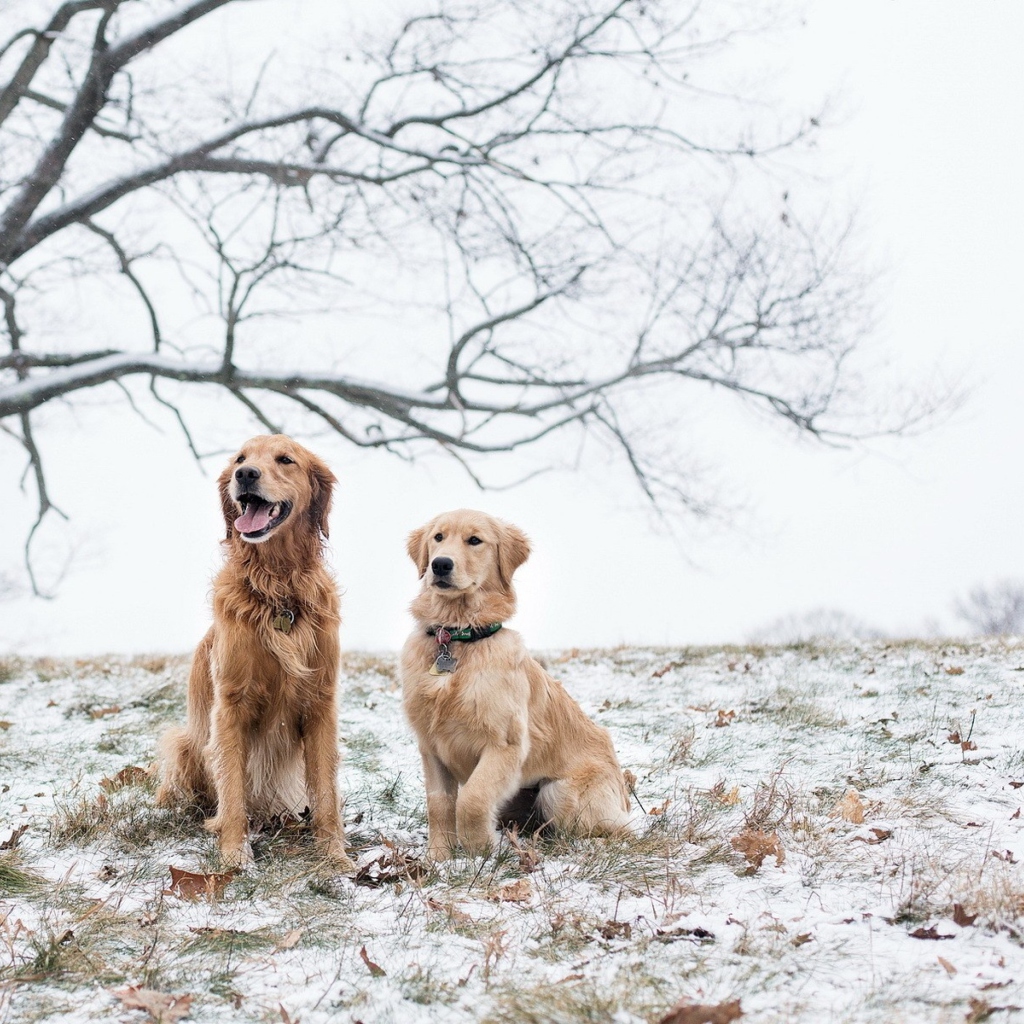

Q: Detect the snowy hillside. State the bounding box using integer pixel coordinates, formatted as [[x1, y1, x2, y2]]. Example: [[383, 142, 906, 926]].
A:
[[1, 641, 1023, 1023]]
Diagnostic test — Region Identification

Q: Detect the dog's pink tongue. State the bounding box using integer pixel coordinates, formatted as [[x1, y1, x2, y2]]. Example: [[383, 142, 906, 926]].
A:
[[235, 503, 271, 534]]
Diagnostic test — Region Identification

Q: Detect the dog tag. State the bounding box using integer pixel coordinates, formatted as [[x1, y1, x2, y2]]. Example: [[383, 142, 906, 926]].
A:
[[430, 651, 458, 675], [273, 610, 294, 634]]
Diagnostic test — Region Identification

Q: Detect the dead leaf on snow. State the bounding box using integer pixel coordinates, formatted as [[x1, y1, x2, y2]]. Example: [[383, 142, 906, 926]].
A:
[[354, 842, 425, 887], [0, 823, 29, 851], [945, 666, 965, 675], [112, 986, 193, 1023], [730, 829, 784, 872], [426, 898, 474, 927], [937, 956, 957, 976], [952, 903, 978, 927], [832, 789, 866, 824], [991, 850, 1018, 864], [89, 705, 122, 719], [658, 997, 743, 1024], [649, 798, 671, 816], [909, 925, 954, 940], [713, 709, 735, 728], [598, 919, 632, 940], [359, 945, 386, 977], [163, 866, 235, 901], [851, 827, 892, 845], [100, 766, 148, 791], [489, 878, 531, 903], [791, 933, 813, 947], [0, 721, 11, 731]]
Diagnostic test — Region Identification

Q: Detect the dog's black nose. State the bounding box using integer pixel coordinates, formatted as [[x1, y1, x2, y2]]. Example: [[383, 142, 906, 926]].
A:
[[235, 466, 261, 484], [432, 556, 454, 576]]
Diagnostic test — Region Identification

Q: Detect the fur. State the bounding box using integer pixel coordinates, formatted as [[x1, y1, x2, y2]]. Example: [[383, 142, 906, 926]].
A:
[[156, 435, 353, 871], [399, 509, 633, 859]]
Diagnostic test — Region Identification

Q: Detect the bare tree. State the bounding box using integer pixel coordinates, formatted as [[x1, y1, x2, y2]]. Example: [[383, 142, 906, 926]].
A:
[[955, 581, 1024, 636], [1, 0, 917, 593]]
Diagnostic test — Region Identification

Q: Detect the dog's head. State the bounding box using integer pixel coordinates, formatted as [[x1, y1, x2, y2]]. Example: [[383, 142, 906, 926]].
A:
[[217, 435, 335, 544], [406, 509, 530, 598]]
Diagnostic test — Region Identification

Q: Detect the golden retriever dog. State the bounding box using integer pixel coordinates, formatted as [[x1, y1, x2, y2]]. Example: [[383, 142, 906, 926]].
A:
[[400, 509, 633, 859], [156, 435, 354, 871]]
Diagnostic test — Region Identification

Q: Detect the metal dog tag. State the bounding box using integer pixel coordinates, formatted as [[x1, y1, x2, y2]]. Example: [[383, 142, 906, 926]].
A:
[[430, 651, 458, 675], [273, 610, 294, 634]]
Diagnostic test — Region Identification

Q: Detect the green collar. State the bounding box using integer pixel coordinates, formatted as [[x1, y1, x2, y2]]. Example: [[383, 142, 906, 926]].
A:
[[426, 623, 502, 643]]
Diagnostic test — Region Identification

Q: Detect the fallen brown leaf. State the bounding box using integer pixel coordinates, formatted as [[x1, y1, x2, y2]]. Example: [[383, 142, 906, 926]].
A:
[[489, 878, 531, 903], [937, 956, 957, 976], [112, 986, 192, 1023], [0, 823, 29, 851], [658, 997, 743, 1024], [945, 666, 965, 675], [425, 898, 474, 927], [359, 945, 386, 977], [909, 925, 954, 940], [833, 789, 866, 824], [713, 709, 735, 728], [952, 903, 978, 927], [598, 919, 632, 940], [648, 798, 671, 816], [0, 721, 11, 731], [89, 705, 121, 719], [730, 829, 785, 871], [851, 827, 892, 845], [164, 866, 234, 901], [991, 850, 1018, 864], [354, 842, 425, 887], [279, 1004, 298, 1024], [100, 766, 148, 791], [791, 933, 813, 947]]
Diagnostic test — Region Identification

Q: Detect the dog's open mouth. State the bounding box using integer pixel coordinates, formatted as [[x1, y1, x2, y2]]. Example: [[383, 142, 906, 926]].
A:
[[234, 494, 292, 540]]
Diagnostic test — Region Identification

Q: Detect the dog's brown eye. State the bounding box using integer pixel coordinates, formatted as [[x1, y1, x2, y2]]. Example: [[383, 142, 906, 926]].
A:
[[467, 536, 482, 546], [277, 455, 294, 465], [235, 455, 245, 464], [433, 533, 443, 542]]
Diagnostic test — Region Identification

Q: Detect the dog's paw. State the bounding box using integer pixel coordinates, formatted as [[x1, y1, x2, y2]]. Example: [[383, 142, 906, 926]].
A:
[[321, 838, 356, 873], [219, 840, 254, 870], [456, 825, 498, 858], [425, 841, 454, 862]]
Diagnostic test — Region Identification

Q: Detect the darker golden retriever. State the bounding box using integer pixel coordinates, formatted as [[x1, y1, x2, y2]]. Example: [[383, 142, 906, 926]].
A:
[[400, 509, 633, 859], [157, 435, 353, 871]]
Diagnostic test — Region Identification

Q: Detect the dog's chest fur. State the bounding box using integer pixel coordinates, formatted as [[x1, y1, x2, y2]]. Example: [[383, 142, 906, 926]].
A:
[[401, 633, 528, 781]]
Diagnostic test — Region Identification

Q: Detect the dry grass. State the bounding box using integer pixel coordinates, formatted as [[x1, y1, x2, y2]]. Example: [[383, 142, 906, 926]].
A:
[[2, 643, 1024, 1022]]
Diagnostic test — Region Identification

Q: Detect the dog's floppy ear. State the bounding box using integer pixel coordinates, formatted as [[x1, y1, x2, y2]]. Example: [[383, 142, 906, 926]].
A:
[[308, 457, 336, 540], [406, 522, 432, 578], [496, 521, 531, 593], [218, 465, 237, 541]]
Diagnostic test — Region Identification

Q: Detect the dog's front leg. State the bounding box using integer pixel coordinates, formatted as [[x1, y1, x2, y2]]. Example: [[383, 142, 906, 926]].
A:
[[302, 696, 355, 872], [456, 744, 523, 856], [421, 749, 458, 860], [205, 701, 253, 869]]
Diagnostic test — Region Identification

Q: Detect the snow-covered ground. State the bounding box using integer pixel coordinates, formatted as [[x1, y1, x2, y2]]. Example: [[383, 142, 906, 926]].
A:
[[2, 641, 1023, 1023]]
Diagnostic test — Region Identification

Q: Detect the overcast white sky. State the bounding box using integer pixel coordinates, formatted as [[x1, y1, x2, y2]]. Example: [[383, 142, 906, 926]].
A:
[[2, 1, 1022, 655]]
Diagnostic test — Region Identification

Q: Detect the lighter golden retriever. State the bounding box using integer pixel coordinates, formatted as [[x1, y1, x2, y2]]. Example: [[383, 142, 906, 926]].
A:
[[400, 509, 633, 859], [156, 435, 354, 871]]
